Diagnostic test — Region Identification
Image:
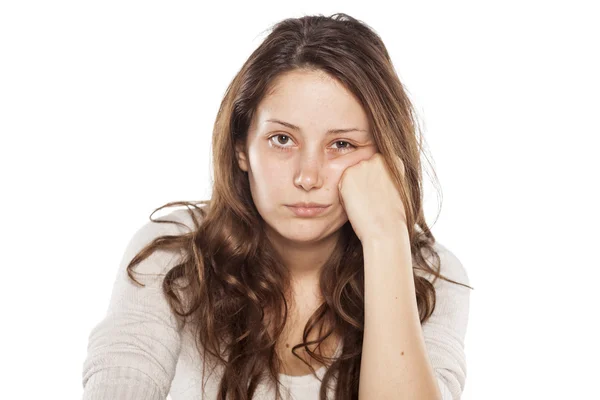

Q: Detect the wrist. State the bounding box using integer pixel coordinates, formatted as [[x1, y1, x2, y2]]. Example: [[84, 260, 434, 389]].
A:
[[362, 225, 410, 248]]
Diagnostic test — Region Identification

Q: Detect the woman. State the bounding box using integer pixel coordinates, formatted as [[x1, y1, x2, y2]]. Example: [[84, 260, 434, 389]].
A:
[[82, 13, 472, 400]]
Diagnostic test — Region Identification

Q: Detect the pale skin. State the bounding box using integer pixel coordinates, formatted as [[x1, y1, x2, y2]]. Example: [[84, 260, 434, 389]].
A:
[[235, 69, 441, 398]]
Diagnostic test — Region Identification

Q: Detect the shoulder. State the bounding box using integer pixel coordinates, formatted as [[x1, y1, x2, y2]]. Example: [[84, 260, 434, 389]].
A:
[[415, 240, 470, 289], [431, 241, 470, 287], [121, 205, 206, 278], [153, 205, 206, 234]]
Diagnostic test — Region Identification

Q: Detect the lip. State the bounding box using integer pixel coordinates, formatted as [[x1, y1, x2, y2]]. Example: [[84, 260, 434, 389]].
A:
[[286, 205, 331, 217], [288, 202, 330, 208]]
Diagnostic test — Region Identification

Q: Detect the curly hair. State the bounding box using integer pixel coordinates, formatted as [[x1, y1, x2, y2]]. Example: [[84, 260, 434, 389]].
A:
[[126, 12, 473, 400]]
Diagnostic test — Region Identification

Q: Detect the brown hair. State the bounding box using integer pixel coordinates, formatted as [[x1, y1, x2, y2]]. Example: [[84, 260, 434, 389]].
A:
[[126, 12, 473, 400]]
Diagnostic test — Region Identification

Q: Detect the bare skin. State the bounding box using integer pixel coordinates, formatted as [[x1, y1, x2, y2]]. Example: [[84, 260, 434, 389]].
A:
[[269, 289, 341, 376]]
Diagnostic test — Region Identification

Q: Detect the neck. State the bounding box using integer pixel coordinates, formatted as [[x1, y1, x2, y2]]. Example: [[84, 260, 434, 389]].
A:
[[265, 226, 341, 285]]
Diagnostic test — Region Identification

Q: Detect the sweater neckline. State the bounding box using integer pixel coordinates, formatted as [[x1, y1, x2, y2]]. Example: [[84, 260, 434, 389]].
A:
[[277, 340, 343, 386]]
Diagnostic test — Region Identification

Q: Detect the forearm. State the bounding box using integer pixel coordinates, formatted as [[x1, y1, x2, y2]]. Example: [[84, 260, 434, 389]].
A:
[[358, 232, 442, 400]]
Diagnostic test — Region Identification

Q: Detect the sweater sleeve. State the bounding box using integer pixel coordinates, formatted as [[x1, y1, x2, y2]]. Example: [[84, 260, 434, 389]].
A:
[[417, 242, 471, 400], [82, 211, 192, 400]]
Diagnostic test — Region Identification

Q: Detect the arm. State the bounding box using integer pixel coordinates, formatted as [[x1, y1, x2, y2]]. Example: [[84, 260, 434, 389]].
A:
[[359, 231, 443, 400], [418, 241, 470, 399], [358, 232, 470, 400], [81, 211, 192, 400]]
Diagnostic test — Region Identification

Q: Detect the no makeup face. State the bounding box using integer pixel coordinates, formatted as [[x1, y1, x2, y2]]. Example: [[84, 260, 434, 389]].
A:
[[236, 69, 379, 247]]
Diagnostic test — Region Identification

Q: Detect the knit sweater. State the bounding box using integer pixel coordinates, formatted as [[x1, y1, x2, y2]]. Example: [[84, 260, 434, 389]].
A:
[[81, 207, 470, 399]]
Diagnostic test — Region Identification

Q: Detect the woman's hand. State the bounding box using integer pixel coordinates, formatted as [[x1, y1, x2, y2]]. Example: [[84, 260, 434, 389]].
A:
[[338, 152, 408, 243]]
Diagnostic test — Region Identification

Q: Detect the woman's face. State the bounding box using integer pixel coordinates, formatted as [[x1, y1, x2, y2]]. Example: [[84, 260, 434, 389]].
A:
[[236, 69, 378, 245]]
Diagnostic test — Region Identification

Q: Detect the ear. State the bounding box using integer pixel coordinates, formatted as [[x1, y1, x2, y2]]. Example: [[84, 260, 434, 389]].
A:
[[235, 142, 249, 172]]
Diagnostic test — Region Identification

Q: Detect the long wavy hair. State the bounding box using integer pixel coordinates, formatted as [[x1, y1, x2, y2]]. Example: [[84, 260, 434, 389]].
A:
[[126, 12, 473, 400]]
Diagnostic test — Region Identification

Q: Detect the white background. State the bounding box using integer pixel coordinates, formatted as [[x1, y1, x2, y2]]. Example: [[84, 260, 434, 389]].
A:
[[1, 1, 598, 399]]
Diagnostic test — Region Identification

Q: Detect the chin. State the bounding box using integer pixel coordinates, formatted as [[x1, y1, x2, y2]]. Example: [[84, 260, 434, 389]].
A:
[[288, 232, 325, 242], [275, 224, 326, 242]]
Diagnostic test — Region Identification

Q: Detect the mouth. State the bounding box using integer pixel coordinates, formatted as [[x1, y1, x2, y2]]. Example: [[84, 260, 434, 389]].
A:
[[286, 205, 331, 217]]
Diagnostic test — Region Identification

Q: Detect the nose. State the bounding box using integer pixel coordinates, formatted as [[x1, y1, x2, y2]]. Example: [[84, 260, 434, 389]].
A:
[[293, 151, 324, 191]]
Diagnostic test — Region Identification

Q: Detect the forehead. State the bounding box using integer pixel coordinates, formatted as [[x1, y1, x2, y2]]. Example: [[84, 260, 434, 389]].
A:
[[254, 70, 370, 132]]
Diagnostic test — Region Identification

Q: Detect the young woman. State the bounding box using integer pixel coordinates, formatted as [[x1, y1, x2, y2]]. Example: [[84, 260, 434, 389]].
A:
[[82, 13, 472, 400]]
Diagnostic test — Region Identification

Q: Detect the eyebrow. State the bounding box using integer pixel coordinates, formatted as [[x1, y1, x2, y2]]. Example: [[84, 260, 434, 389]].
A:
[[265, 118, 368, 135]]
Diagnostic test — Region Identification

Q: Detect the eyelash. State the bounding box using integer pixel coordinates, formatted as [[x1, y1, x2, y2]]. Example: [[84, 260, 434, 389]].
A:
[[268, 134, 356, 153]]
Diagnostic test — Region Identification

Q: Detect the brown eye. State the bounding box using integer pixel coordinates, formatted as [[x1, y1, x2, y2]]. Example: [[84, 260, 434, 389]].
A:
[[268, 135, 356, 153], [275, 135, 290, 145], [331, 140, 356, 152], [268, 134, 295, 151]]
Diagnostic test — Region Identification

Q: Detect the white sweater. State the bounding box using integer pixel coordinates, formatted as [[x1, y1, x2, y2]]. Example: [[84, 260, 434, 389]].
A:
[[81, 207, 471, 399]]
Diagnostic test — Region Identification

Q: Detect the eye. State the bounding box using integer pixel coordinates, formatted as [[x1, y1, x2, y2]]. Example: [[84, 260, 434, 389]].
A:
[[270, 134, 293, 148], [331, 140, 355, 152], [268, 134, 356, 153]]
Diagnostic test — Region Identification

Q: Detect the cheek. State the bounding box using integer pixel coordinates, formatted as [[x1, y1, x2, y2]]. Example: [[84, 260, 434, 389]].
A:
[[328, 148, 376, 177], [252, 157, 289, 193]]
